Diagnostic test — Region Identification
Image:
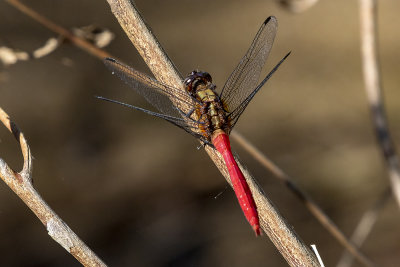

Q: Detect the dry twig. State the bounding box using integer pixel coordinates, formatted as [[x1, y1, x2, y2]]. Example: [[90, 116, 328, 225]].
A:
[[0, 107, 106, 267], [5, 0, 111, 60], [359, 0, 400, 206], [334, 1, 400, 264]]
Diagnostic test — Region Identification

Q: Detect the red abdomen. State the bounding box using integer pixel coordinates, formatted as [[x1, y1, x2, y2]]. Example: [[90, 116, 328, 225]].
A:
[[212, 130, 260, 236]]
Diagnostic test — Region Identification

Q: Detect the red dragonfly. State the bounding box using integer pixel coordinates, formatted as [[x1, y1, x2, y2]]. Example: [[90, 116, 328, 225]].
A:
[[99, 16, 290, 236]]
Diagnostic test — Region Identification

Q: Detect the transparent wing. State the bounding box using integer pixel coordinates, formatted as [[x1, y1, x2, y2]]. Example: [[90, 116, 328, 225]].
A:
[[226, 52, 290, 131], [220, 16, 277, 116], [104, 58, 197, 118], [103, 58, 211, 142], [96, 97, 211, 145]]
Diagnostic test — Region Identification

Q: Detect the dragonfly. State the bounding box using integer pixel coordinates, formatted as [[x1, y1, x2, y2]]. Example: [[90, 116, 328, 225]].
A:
[[98, 16, 290, 236]]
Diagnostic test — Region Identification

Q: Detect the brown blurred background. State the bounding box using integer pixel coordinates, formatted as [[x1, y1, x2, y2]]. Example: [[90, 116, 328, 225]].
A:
[[1, 0, 400, 266]]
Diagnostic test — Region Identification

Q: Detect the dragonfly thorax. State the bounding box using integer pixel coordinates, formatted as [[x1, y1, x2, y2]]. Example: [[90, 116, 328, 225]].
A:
[[184, 71, 230, 139]]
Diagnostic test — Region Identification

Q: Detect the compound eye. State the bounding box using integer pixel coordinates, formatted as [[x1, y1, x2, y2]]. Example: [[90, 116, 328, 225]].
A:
[[189, 70, 197, 76], [205, 73, 212, 83]]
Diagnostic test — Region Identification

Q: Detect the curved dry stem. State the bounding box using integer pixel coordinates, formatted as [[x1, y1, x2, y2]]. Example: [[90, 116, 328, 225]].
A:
[[0, 107, 32, 179], [359, 0, 400, 207], [104, 0, 320, 266], [231, 131, 376, 267], [0, 107, 106, 267]]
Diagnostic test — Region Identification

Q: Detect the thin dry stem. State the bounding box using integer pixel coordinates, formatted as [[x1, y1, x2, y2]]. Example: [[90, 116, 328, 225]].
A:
[[231, 131, 376, 267], [0, 108, 106, 266], [5, 0, 111, 60], [105, 0, 320, 266], [336, 188, 390, 267], [359, 0, 400, 207]]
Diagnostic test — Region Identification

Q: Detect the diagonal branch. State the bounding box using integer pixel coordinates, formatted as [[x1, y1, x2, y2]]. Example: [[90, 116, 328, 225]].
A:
[[0, 107, 107, 266], [5, 0, 111, 59]]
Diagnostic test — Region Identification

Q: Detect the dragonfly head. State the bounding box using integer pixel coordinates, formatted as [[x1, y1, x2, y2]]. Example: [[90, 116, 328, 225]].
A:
[[184, 71, 214, 96]]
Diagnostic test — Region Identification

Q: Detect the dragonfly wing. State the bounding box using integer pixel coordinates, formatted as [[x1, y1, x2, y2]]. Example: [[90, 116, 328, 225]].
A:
[[220, 16, 277, 122], [104, 58, 196, 119], [97, 96, 210, 145], [227, 52, 290, 131]]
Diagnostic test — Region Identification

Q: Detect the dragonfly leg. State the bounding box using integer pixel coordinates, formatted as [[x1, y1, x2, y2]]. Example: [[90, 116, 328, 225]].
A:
[[175, 107, 208, 127], [185, 107, 196, 118], [175, 106, 193, 118]]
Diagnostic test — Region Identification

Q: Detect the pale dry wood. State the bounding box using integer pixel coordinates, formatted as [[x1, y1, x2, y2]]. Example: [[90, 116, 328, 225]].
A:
[[359, 0, 400, 207], [0, 107, 107, 267], [105, 0, 320, 266]]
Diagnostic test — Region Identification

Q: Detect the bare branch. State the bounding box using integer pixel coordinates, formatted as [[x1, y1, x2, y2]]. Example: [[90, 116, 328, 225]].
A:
[[359, 0, 400, 206], [5, 0, 111, 60], [0, 107, 107, 267], [0, 26, 112, 66]]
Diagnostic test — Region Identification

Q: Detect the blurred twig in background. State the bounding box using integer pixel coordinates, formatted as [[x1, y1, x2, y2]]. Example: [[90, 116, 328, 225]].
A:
[[337, 188, 391, 267], [359, 0, 400, 207], [0, 27, 113, 66], [4, 0, 111, 60], [0, 107, 107, 267], [333, 0, 400, 265]]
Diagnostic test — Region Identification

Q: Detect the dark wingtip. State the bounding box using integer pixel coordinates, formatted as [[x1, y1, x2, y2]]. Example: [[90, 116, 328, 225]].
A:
[[264, 16, 277, 25]]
